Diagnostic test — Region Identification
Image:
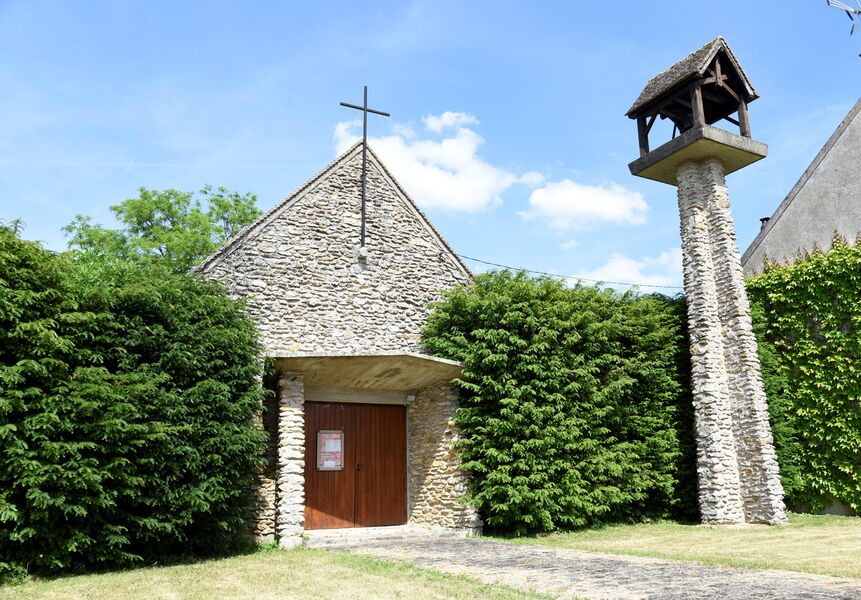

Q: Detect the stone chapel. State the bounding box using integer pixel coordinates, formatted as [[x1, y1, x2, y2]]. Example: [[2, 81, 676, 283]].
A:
[[195, 141, 482, 546]]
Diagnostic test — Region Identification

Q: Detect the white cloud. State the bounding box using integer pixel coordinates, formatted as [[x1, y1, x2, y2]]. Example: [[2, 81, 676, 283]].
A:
[[559, 239, 579, 250], [519, 170, 545, 186], [423, 111, 478, 133], [572, 248, 683, 290], [391, 122, 417, 139], [520, 180, 648, 231], [333, 113, 540, 212], [334, 120, 361, 148]]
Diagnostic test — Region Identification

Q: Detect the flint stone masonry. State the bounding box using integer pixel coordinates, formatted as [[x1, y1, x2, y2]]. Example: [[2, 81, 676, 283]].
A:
[[276, 374, 305, 548], [676, 158, 786, 524], [250, 387, 279, 542], [196, 144, 472, 357], [197, 143, 478, 541], [408, 383, 482, 532]]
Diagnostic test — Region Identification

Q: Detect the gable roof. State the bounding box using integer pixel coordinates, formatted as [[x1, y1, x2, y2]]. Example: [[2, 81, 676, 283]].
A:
[[194, 141, 471, 277], [741, 96, 861, 267], [626, 36, 758, 117]]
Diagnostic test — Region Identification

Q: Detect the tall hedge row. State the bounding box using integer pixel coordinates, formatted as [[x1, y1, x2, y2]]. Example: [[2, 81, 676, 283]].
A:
[[423, 271, 697, 534], [748, 238, 861, 514], [0, 227, 266, 581]]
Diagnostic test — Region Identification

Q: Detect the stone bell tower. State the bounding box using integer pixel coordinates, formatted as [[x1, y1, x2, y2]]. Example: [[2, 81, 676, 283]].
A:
[[626, 37, 786, 525]]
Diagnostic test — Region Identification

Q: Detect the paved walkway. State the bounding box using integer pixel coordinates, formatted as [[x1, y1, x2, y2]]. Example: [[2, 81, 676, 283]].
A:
[[333, 537, 861, 599]]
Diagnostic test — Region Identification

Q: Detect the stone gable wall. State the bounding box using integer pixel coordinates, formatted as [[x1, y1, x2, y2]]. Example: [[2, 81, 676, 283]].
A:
[[198, 149, 471, 357]]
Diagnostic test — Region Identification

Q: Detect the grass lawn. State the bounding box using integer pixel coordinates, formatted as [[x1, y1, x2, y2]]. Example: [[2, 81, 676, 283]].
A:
[[498, 513, 861, 579], [0, 546, 550, 600]]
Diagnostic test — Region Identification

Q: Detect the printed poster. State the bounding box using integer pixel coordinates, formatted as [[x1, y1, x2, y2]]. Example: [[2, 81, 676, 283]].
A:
[[317, 430, 343, 471]]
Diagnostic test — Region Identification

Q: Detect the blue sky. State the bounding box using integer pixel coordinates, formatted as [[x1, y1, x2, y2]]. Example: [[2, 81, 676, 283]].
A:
[[1, 0, 858, 289]]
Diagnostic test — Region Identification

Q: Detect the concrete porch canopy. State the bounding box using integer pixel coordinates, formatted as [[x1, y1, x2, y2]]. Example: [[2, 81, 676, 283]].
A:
[[273, 352, 463, 391], [628, 124, 767, 185]]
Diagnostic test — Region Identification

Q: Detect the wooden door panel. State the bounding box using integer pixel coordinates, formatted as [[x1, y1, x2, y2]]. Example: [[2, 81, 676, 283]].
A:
[[355, 404, 406, 527], [304, 402, 355, 529], [304, 401, 406, 530]]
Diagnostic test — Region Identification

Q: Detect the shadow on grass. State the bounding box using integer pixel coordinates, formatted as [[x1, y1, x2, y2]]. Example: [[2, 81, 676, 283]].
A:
[[483, 514, 701, 541], [7, 539, 278, 588]]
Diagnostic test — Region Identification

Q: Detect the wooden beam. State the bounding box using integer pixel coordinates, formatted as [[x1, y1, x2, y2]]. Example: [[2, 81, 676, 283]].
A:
[[637, 115, 649, 157], [690, 81, 705, 127], [706, 56, 737, 100], [674, 96, 692, 109], [718, 82, 740, 102], [738, 97, 751, 137], [650, 86, 696, 113], [702, 74, 728, 85], [722, 114, 740, 126], [646, 113, 657, 135]]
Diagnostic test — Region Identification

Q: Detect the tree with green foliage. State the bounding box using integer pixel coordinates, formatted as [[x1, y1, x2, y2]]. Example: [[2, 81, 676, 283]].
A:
[[63, 185, 260, 273], [0, 225, 266, 581], [748, 237, 861, 513], [422, 271, 696, 534]]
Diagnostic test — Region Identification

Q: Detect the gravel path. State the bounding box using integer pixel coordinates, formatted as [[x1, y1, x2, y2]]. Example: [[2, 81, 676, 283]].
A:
[[334, 537, 861, 599]]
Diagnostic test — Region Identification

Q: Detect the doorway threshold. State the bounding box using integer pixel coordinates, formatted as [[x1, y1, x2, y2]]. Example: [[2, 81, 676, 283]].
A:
[[304, 524, 481, 548]]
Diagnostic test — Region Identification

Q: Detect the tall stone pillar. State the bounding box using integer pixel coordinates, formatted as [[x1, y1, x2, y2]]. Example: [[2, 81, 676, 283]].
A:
[[676, 159, 786, 524], [694, 159, 786, 524], [276, 373, 305, 547], [676, 160, 746, 523], [625, 35, 787, 524]]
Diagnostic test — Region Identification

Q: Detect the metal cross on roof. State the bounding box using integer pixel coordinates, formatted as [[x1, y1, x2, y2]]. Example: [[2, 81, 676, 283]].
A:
[[340, 85, 390, 248]]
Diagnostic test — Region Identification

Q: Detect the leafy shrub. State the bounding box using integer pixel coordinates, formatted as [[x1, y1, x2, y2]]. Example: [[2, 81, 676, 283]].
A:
[[423, 271, 696, 534], [0, 226, 266, 580], [748, 237, 861, 513]]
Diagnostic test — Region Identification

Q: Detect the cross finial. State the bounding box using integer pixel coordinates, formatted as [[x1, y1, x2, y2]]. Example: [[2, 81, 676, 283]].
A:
[[340, 86, 390, 249]]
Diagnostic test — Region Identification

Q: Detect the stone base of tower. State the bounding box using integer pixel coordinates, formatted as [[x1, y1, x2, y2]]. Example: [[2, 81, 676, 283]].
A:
[[676, 158, 787, 525]]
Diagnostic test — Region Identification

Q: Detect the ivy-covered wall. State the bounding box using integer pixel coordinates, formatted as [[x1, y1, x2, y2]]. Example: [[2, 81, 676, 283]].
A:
[[748, 237, 861, 514]]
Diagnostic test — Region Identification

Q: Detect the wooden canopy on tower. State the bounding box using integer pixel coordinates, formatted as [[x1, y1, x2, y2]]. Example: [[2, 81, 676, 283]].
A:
[[627, 36, 759, 157]]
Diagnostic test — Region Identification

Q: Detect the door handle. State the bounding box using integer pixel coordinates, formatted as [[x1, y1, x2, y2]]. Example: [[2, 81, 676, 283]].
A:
[[356, 463, 364, 471]]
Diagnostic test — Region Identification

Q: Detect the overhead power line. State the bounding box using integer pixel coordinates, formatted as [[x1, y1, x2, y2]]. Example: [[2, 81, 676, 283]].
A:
[[457, 254, 685, 291]]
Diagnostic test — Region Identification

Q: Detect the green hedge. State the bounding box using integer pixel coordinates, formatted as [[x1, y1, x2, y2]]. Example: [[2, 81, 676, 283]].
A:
[[748, 238, 861, 514], [0, 227, 266, 581], [423, 271, 697, 534]]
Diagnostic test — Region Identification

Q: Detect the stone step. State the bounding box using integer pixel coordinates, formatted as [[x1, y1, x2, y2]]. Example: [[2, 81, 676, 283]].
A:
[[304, 524, 480, 548]]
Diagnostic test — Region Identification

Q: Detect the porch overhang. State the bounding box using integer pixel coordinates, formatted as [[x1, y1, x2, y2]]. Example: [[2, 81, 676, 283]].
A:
[[272, 352, 463, 391]]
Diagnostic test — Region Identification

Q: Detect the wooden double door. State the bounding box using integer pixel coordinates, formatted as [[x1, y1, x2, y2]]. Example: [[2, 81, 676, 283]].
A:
[[304, 401, 407, 529]]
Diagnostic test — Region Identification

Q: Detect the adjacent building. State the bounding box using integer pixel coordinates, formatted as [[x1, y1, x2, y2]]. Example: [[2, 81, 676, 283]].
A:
[[742, 98, 861, 276]]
